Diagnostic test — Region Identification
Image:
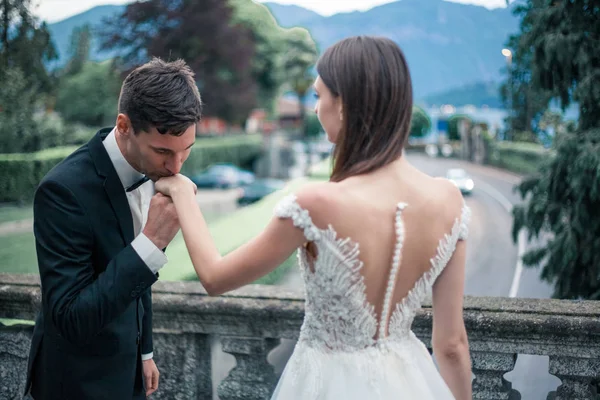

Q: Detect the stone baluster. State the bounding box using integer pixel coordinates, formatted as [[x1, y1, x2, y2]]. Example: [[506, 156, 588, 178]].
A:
[[0, 323, 33, 399], [152, 331, 212, 400], [218, 336, 280, 400], [548, 356, 599, 399], [472, 351, 520, 399]]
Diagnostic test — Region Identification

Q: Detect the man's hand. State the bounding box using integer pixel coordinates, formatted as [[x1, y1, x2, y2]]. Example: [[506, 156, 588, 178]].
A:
[[143, 193, 180, 249], [143, 359, 160, 397]]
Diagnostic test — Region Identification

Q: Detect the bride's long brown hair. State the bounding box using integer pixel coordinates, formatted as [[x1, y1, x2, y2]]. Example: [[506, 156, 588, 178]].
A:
[[316, 36, 413, 182]]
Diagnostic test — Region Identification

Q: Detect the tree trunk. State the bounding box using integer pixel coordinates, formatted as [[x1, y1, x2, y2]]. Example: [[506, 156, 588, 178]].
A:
[[1, 0, 10, 69]]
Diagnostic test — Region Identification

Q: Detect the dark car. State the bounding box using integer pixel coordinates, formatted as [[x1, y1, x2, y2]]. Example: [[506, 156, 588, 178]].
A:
[[189, 163, 255, 189], [237, 179, 286, 205]]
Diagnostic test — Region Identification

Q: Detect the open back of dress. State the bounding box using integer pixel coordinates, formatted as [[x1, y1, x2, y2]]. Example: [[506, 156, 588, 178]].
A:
[[270, 193, 470, 400]]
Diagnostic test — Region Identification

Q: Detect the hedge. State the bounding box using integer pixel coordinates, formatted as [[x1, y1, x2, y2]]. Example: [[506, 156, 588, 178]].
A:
[[0, 146, 79, 203], [0, 134, 264, 203], [405, 139, 550, 175], [180, 134, 263, 176], [488, 141, 550, 175]]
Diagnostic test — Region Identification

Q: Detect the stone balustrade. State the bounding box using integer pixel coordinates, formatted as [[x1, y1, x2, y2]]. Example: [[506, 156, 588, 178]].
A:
[[1, 273, 599, 400]]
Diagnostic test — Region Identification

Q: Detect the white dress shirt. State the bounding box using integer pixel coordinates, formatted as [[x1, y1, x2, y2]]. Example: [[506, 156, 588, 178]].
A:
[[103, 128, 167, 360]]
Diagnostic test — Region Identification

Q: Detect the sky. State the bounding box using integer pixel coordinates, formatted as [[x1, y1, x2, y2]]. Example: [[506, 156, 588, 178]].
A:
[[33, 0, 509, 23]]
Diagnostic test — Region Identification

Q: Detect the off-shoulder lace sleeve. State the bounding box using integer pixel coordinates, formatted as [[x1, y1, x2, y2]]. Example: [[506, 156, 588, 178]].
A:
[[274, 194, 322, 241], [458, 203, 471, 240]]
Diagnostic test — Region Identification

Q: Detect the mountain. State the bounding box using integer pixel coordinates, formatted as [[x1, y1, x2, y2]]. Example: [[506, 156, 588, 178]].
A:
[[260, 3, 322, 27], [263, 0, 518, 99], [47, 5, 125, 67], [422, 81, 502, 108], [46, 0, 519, 102]]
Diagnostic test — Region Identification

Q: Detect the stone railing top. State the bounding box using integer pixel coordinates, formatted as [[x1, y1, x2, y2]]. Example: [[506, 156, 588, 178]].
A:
[[1, 273, 599, 357]]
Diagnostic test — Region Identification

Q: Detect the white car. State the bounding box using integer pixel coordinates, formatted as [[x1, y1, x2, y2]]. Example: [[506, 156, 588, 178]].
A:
[[446, 168, 474, 195]]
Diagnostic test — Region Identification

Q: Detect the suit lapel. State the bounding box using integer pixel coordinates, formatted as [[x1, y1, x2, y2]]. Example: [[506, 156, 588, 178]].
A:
[[104, 173, 135, 244], [88, 128, 135, 244]]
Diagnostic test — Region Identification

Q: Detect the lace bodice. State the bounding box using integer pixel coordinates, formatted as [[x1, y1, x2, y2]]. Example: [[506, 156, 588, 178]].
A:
[[274, 194, 471, 352]]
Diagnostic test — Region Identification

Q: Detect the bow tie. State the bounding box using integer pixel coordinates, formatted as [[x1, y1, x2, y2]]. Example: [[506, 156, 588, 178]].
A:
[[126, 176, 150, 192]]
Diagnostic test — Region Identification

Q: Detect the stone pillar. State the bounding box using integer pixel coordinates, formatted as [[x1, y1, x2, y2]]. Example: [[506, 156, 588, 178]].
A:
[[549, 356, 599, 399], [152, 332, 212, 400], [0, 323, 33, 399], [472, 351, 520, 399], [458, 118, 471, 160], [218, 336, 280, 400]]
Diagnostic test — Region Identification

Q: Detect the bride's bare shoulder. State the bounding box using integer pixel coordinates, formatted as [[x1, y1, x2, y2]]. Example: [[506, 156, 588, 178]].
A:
[[429, 176, 466, 217], [290, 181, 341, 228]]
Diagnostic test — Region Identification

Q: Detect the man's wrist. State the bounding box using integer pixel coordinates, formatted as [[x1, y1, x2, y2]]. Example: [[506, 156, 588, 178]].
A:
[[132, 234, 167, 273], [142, 231, 165, 250]]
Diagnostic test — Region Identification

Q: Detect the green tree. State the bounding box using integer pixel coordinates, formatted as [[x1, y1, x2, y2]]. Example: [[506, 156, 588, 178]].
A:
[[0, 0, 57, 152], [537, 109, 575, 145], [282, 27, 318, 137], [499, 60, 551, 137], [228, 0, 287, 114], [0, 0, 57, 92], [409, 106, 431, 138], [448, 114, 472, 141], [55, 26, 120, 127], [55, 60, 121, 127], [511, 0, 600, 299], [0, 67, 37, 152], [305, 113, 322, 138], [100, 0, 258, 124], [500, 5, 552, 138], [63, 24, 92, 76]]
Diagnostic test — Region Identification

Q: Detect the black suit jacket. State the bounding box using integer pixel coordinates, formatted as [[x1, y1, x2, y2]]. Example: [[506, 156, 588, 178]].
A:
[[26, 128, 158, 400]]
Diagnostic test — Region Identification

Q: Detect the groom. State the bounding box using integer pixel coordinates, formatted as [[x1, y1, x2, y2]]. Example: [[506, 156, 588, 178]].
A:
[[25, 58, 202, 399]]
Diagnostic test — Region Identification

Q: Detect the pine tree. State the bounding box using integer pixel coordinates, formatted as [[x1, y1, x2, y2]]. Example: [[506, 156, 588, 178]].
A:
[[510, 0, 600, 299], [0, 0, 57, 152]]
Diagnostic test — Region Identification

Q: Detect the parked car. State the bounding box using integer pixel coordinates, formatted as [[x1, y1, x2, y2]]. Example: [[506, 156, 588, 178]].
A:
[[189, 163, 255, 189], [237, 179, 286, 205], [446, 168, 474, 195]]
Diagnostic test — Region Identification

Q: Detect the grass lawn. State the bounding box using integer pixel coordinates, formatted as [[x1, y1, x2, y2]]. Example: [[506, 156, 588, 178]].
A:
[[308, 157, 333, 180], [0, 231, 37, 274], [0, 205, 33, 224], [0, 174, 328, 285]]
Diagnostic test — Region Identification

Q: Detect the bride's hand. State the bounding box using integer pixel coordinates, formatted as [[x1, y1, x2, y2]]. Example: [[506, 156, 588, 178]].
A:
[[155, 174, 197, 198]]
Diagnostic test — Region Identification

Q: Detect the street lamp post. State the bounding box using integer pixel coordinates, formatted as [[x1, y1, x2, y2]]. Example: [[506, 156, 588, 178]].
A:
[[502, 48, 512, 141]]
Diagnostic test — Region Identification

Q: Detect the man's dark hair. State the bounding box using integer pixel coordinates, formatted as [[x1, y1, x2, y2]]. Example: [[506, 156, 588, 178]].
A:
[[118, 57, 203, 136]]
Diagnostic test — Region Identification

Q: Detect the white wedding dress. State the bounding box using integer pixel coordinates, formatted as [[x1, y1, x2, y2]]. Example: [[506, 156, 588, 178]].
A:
[[271, 194, 470, 400]]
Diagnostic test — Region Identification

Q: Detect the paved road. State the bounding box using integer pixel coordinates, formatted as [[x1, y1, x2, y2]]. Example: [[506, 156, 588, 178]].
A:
[[407, 153, 554, 300], [210, 154, 560, 399]]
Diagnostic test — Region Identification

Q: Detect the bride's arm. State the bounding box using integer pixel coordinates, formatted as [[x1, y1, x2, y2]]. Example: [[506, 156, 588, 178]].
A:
[[168, 182, 307, 296], [431, 239, 472, 399], [429, 183, 472, 399]]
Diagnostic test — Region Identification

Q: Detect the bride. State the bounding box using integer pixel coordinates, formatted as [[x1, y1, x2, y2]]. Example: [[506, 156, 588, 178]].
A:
[[156, 35, 472, 399]]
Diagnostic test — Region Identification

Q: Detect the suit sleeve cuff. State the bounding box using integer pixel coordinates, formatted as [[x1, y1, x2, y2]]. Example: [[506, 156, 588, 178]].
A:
[[141, 352, 154, 361], [131, 233, 168, 274]]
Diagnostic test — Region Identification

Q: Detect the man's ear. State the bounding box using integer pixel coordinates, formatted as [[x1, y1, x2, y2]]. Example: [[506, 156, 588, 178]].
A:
[[116, 114, 132, 137]]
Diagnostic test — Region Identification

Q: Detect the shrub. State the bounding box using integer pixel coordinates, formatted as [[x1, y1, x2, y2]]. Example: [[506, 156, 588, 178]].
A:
[[0, 134, 264, 203], [488, 141, 549, 175]]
